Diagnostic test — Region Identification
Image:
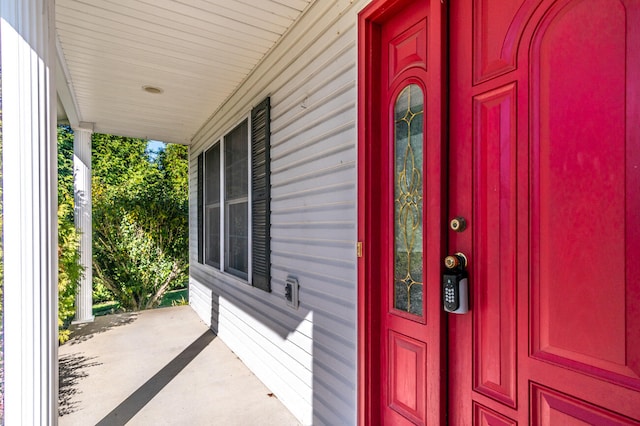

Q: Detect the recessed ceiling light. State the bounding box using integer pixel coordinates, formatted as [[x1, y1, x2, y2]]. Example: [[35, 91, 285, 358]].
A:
[[142, 85, 163, 94]]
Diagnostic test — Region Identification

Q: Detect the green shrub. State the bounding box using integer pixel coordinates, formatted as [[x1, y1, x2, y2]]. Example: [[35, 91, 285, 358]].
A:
[[93, 281, 115, 304], [57, 201, 83, 344], [57, 126, 84, 344], [92, 137, 188, 311], [94, 212, 186, 310]]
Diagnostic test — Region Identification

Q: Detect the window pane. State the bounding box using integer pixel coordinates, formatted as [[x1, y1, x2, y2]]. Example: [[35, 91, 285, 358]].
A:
[[205, 145, 220, 204], [226, 201, 248, 279], [204, 144, 220, 267], [205, 206, 220, 267], [225, 121, 248, 200], [394, 84, 424, 317]]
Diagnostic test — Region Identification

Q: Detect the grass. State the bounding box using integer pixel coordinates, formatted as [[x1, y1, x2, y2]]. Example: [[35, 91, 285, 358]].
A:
[[159, 288, 189, 307], [92, 301, 121, 317], [92, 288, 189, 316]]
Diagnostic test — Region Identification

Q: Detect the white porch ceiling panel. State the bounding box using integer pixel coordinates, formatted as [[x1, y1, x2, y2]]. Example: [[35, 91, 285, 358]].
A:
[[55, 0, 313, 144]]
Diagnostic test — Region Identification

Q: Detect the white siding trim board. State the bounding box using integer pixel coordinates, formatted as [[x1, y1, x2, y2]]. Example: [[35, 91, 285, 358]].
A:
[[272, 130, 350, 171], [270, 40, 356, 127], [273, 162, 355, 200], [271, 78, 356, 148], [271, 182, 354, 204], [271, 49, 356, 122]]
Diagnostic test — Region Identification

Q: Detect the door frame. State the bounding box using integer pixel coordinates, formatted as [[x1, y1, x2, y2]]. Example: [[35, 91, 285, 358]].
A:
[[357, 0, 447, 424]]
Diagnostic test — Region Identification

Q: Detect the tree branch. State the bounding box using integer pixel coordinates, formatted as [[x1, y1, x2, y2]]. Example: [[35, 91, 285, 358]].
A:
[[145, 262, 186, 309]]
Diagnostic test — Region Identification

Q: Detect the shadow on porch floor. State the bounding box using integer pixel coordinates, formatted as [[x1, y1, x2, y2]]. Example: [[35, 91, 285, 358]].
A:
[[59, 305, 301, 425]]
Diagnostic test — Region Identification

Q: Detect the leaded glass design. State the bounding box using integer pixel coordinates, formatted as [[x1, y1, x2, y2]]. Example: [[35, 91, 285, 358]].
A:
[[394, 84, 424, 316]]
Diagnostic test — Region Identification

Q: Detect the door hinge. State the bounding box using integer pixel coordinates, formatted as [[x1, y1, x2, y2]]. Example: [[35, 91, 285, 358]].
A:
[[357, 242, 363, 258]]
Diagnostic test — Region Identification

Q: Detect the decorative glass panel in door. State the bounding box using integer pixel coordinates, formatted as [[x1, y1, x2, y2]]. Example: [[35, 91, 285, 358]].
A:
[[394, 84, 424, 317]]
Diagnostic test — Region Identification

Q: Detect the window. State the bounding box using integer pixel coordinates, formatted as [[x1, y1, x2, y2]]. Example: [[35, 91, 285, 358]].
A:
[[198, 98, 271, 291], [224, 122, 249, 279]]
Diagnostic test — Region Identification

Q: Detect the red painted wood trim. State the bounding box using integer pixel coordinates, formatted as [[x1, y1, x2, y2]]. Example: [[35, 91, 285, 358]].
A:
[[358, 1, 447, 424], [357, 3, 379, 424]]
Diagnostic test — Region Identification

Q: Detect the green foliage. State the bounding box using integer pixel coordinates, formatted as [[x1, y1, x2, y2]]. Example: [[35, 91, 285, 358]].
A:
[[92, 136, 188, 311], [92, 301, 120, 317], [158, 143, 188, 197], [171, 296, 189, 307], [57, 203, 82, 344], [57, 126, 84, 343], [159, 288, 189, 308], [92, 281, 115, 304], [57, 125, 75, 221]]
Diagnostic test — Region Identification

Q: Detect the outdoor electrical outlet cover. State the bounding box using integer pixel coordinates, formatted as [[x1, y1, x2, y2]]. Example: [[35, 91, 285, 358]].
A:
[[285, 276, 299, 309]]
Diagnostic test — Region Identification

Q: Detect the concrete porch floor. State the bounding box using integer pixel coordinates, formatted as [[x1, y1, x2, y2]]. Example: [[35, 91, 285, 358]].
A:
[[59, 305, 301, 425]]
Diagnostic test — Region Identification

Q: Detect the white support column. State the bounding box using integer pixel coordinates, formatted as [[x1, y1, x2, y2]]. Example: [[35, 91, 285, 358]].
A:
[[73, 123, 95, 323], [1, 0, 59, 424]]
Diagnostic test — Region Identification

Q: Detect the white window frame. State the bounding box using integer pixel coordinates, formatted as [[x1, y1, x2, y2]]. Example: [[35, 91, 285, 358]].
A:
[[203, 115, 253, 284]]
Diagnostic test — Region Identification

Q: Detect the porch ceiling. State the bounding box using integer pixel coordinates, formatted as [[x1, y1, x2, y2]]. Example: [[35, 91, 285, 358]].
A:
[[55, 0, 314, 144]]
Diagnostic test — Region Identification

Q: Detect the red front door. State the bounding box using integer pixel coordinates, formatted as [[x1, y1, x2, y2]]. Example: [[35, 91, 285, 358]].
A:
[[359, 0, 640, 425], [448, 0, 640, 423]]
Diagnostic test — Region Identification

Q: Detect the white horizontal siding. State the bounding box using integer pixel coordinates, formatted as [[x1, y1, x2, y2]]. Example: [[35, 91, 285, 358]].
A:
[[189, 0, 370, 424]]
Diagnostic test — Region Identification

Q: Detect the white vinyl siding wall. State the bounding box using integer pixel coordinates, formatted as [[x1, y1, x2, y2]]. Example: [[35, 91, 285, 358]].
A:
[[189, 0, 367, 424]]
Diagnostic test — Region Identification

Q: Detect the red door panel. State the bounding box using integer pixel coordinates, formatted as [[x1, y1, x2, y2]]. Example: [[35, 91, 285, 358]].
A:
[[450, 0, 640, 424], [473, 403, 518, 426], [389, 331, 427, 422], [531, 384, 640, 426], [529, 0, 640, 387], [471, 83, 518, 408]]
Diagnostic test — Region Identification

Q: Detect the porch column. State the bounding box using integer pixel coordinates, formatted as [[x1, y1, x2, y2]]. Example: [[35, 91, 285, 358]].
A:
[[1, 0, 59, 424], [73, 123, 95, 323]]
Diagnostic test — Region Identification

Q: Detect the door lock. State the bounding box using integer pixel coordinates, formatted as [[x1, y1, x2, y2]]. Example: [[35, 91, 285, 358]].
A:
[[442, 253, 469, 314], [444, 252, 468, 269]]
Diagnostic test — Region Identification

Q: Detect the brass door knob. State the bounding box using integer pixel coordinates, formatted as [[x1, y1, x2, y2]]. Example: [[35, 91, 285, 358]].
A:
[[444, 252, 468, 269], [450, 217, 467, 232]]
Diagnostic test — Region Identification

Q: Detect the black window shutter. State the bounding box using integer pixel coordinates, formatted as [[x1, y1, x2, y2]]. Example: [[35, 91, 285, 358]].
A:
[[197, 153, 204, 264], [251, 97, 271, 292]]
